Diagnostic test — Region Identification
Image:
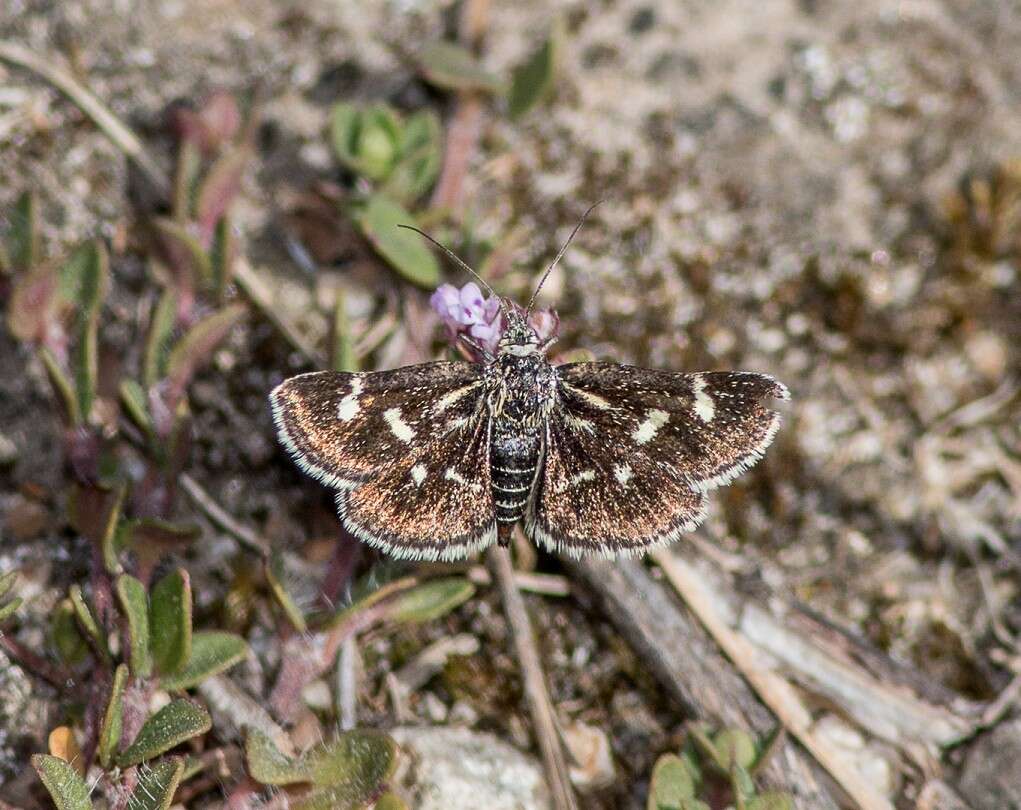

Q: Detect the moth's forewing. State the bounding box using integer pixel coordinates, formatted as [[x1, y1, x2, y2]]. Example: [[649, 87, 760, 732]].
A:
[[270, 363, 497, 560], [526, 364, 789, 557]]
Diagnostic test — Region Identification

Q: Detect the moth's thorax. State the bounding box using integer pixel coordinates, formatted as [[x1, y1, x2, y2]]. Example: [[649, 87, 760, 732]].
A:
[[487, 353, 557, 425]]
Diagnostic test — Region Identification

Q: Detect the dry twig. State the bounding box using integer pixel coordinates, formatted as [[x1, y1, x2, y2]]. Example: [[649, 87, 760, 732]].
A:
[[490, 544, 579, 810]]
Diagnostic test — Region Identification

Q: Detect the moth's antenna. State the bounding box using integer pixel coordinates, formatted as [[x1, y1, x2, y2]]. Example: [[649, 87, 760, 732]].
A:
[[525, 200, 603, 317], [397, 224, 496, 299]]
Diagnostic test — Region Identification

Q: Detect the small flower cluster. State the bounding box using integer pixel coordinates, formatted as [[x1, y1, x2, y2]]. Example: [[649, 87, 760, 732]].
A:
[[430, 282, 560, 358]]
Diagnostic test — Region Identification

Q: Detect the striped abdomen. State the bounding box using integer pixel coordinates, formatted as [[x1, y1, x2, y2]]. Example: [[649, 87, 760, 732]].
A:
[[490, 431, 541, 544]]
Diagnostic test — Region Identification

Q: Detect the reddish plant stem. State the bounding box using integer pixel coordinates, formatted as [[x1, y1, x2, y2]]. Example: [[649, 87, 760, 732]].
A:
[[0, 634, 73, 689]]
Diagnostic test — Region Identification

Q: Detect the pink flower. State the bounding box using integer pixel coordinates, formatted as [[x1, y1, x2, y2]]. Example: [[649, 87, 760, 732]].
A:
[[430, 283, 503, 355], [430, 282, 560, 358]]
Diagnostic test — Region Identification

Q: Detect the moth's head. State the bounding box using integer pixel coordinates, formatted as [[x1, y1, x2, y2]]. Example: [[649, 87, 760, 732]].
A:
[[497, 304, 543, 357]]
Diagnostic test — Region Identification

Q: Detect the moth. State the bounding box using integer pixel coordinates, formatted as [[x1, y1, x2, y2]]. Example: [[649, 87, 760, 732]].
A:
[[270, 214, 789, 560]]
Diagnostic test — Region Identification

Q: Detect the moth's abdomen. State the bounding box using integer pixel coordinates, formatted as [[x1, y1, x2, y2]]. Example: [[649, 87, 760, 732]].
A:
[[490, 431, 541, 544]]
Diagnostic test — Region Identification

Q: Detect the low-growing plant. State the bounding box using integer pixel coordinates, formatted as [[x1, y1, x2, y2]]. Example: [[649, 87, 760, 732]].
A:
[[647, 724, 794, 810]]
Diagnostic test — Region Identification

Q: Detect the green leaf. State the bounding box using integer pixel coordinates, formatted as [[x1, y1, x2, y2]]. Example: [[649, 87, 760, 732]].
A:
[[150, 568, 193, 676], [120, 379, 156, 442], [245, 728, 307, 785], [0, 570, 17, 601], [116, 574, 152, 678], [117, 699, 211, 767], [305, 729, 397, 787], [746, 793, 795, 810], [98, 483, 127, 574], [164, 303, 246, 398], [266, 551, 308, 633], [69, 584, 108, 661], [195, 146, 250, 241], [329, 290, 358, 374], [98, 663, 128, 768], [373, 793, 410, 810], [160, 631, 248, 691], [385, 577, 475, 624], [713, 728, 757, 772], [144, 288, 179, 388], [62, 241, 108, 421], [39, 346, 81, 425], [245, 728, 396, 796], [129, 756, 185, 810], [209, 216, 236, 301], [416, 41, 503, 93], [508, 20, 562, 120], [331, 104, 401, 181], [173, 140, 202, 221], [51, 599, 90, 666], [153, 216, 213, 291], [383, 110, 442, 203], [355, 194, 439, 287], [0, 596, 23, 622], [31, 754, 92, 810], [7, 191, 40, 272], [647, 754, 696, 810]]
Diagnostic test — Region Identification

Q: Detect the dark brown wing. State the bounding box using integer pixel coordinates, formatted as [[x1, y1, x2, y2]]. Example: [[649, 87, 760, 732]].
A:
[[270, 363, 496, 560], [526, 363, 789, 557]]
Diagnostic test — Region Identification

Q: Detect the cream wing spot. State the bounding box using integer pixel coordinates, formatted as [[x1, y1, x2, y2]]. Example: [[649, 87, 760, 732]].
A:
[[692, 374, 716, 423], [614, 463, 633, 487], [410, 464, 427, 486], [336, 377, 364, 421], [633, 408, 669, 444], [383, 407, 416, 443]]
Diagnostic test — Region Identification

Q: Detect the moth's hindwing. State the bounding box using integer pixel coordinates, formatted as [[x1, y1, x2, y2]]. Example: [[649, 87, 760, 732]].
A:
[[527, 363, 789, 557], [270, 363, 496, 560]]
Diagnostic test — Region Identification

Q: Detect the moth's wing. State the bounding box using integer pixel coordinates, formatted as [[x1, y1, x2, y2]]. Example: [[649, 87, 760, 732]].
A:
[[526, 363, 789, 557], [270, 362, 497, 560]]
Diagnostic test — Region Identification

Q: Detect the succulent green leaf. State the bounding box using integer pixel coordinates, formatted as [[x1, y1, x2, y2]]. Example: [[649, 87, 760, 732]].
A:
[[355, 194, 439, 287], [116, 699, 211, 767], [116, 574, 152, 678], [164, 303, 246, 398], [383, 110, 442, 203], [0, 596, 23, 622], [60, 241, 108, 421], [508, 20, 562, 120], [150, 568, 193, 676], [153, 217, 213, 290], [31, 754, 92, 810], [144, 288, 179, 388], [39, 346, 81, 425], [245, 728, 308, 785], [647, 754, 697, 810], [160, 631, 248, 691], [7, 191, 40, 272], [385, 577, 475, 624], [731, 763, 756, 804], [305, 729, 397, 787], [266, 550, 308, 633], [128, 756, 185, 810], [416, 41, 503, 93], [98, 663, 128, 768], [69, 584, 108, 660], [713, 728, 757, 772], [0, 570, 17, 601], [746, 793, 795, 810], [51, 599, 90, 666], [331, 104, 401, 180]]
